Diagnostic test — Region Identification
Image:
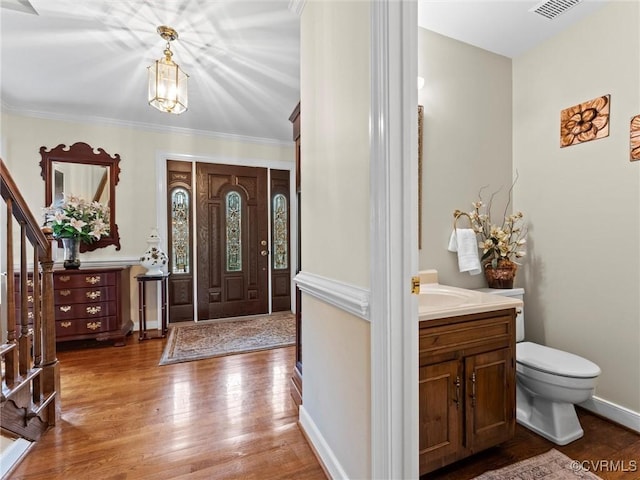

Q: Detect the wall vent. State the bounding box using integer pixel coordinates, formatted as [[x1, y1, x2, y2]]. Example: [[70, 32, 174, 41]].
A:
[[530, 0, 582, 20]]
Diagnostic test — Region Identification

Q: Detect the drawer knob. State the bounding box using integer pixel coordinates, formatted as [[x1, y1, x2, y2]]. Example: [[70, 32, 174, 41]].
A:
[[86, 291, 101, 300], [85, 276, 101, 285], [61, 321, 72, 328], [87, 321, 101, 331], [59, 275, 71, 282], [86, 306, 102, 315], [60, 305, 71, 312], [60, 289, 71, 296]]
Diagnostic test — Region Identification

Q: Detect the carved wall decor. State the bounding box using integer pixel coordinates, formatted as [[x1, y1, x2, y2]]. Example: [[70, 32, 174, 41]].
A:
[[560, 94, 610, 148], [630, 114, 640, 161]]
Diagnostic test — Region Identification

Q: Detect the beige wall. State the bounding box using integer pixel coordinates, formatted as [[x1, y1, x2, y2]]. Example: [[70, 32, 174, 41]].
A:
[[2, 112, 294, 325], [418, 28, 514, 288], [513, 1, 640, 412], [2, 113, 293, 262], [300, 1, 372, 478]]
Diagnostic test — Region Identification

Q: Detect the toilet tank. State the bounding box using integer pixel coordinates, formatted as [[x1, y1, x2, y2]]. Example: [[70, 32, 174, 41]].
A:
[[476, 288, 525, 342]]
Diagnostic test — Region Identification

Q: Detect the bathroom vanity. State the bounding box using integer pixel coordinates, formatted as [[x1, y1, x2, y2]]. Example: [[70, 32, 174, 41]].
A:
[[418, 283, 522, 475]]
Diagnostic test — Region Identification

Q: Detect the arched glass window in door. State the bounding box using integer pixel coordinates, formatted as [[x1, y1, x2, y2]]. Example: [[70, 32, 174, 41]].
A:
[[226, 191, 242, 272], [170, 187, 190, 274], [272, 193, 288, 270]]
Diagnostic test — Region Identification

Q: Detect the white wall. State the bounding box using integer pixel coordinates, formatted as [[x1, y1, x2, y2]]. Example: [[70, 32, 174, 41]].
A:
[[418, 28, 514, 288], [513, 1, 640, 415], [299, 1, 372, 478]]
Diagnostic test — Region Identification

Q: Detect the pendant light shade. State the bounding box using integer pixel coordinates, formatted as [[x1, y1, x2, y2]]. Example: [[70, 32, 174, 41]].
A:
[[148, 26, 188, 115]]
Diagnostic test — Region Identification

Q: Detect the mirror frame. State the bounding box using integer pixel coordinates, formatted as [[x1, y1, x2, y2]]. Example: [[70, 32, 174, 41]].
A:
[[40, 141, 122, 252]]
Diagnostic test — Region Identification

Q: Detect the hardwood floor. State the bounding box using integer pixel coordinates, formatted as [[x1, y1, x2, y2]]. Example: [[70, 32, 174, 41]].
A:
[[7, 335, 639, 479], [8, 337, 327, 480], [425, 408, 640, 480]]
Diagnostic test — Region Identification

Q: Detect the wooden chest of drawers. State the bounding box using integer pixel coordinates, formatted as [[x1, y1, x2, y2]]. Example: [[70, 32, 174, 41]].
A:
[[16, 267, 132, 346]]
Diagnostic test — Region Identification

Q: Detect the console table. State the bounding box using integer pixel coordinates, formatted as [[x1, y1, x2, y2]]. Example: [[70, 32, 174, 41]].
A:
[[136, 273, 169, 341]]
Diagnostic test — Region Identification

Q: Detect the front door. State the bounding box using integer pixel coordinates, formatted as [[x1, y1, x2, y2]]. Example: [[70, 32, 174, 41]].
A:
[[195, 163, 269, 320]]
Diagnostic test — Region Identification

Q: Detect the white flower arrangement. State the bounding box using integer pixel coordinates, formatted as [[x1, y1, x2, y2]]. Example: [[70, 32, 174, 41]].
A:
[[43, 194, 110, 244], [456, 181, 527, 269]]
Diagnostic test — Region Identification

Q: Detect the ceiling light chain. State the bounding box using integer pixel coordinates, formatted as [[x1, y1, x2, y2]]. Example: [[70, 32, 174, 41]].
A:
[[148, 25, 189, 115]]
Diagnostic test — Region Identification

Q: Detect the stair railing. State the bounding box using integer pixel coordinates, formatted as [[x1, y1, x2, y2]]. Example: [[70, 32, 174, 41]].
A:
[[1, 158, 59, 441]]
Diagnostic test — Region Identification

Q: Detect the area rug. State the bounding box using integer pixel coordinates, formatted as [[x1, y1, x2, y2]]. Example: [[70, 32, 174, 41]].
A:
[[473, 449, 602, 479], [159, 312, 295, 366]]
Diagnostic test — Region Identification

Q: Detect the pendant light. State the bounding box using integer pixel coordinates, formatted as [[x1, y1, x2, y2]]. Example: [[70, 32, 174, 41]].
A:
[[148, 26, 188, 115]]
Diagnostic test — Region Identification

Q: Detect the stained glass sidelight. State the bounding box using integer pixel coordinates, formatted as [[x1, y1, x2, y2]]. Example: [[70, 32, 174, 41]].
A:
[[170, 187, 190, 274], [226, 191, 242, 272], [272, 193, 288, 270]]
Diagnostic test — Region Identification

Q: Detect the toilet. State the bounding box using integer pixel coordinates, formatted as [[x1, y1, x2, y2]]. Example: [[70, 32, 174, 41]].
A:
[[479, 287, 601, 445]]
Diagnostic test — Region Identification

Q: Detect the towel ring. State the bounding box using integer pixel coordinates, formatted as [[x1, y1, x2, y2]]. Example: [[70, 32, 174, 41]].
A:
[[453, 210, 473, 230]]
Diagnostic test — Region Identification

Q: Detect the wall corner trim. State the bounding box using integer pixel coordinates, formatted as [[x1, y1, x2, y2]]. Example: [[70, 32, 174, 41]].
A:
[[288, 0, 306, 16], [294, 271, 370, 321]]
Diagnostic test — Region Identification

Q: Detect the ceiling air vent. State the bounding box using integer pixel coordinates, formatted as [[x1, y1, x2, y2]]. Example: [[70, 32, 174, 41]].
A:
[[530, 0, 582, 20]]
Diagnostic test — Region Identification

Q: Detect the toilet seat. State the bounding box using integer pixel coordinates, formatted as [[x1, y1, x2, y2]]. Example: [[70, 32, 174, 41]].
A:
[[516, 342, 601, 378]]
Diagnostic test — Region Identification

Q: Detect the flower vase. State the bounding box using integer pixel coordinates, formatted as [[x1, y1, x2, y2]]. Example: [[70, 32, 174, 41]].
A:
[[61, 236, 81, 269], [483, 259, 517, 289], [140, 228, 168, 276]]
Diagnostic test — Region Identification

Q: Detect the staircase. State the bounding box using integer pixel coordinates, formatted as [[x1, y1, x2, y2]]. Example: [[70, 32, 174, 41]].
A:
[[0, 158, 60, 478]]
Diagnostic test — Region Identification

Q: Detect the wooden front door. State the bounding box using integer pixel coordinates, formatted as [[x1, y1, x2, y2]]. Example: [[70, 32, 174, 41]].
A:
[[195, 163, 269, 320]]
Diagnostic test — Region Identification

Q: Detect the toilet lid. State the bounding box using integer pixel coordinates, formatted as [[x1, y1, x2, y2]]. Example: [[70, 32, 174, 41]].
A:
[[516, 342, 601, 378]]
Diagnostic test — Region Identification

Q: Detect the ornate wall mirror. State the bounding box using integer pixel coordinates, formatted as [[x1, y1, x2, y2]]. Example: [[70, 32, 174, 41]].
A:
[[40, 142, 121, 252]]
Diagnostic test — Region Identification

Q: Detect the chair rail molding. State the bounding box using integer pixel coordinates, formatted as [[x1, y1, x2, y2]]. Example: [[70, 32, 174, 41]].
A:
[[294, 271, 370, 321]]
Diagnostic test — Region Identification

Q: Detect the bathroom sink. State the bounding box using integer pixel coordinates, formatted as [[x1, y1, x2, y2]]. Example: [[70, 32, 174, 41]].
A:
[[418, 287, 470, 308], [418, 283, 522, 321]]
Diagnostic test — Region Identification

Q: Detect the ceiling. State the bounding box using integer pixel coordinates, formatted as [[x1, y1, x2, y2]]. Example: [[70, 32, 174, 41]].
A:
[[0, 0, 608, 144], [417, 0, 608, 58], [0, 0, 301, 144]]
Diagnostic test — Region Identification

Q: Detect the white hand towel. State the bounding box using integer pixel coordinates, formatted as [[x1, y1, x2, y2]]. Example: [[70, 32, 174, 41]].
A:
[[448, 228, 482, 275]]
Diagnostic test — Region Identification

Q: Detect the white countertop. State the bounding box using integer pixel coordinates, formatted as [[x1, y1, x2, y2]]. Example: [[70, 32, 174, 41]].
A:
[[418, 283, 522, 321]]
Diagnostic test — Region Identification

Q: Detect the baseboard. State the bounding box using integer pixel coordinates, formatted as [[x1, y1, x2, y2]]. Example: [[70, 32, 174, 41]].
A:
[[298, 406, 349, 480], [0, 434, 33, 479], [580, 395, 640, 433]]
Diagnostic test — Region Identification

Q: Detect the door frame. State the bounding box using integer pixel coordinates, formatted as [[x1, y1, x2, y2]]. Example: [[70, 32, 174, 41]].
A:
[[154, 151, 297, 318]]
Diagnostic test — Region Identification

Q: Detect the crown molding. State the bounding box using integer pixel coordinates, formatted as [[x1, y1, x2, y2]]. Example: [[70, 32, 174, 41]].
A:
[[1, 105, 292, 147]]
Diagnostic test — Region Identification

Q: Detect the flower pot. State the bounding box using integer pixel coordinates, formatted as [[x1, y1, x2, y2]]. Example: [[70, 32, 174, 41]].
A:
[[61, 236, 81, 269], [483, 260, 517, 289]]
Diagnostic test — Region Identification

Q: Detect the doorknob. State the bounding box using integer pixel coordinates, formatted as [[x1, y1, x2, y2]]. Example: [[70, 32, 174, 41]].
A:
[[261, 250, 269, 256]]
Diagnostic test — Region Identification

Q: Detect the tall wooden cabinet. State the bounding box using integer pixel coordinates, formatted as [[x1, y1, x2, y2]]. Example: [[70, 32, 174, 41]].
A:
[[419, 309, 516, 475], [289, 102, 302, 408]]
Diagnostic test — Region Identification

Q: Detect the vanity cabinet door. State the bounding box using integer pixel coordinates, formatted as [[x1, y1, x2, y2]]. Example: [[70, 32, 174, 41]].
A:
[[419, 308, 516, 475], [419, 360, 462, 474], [465, 347, 515, 453]]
